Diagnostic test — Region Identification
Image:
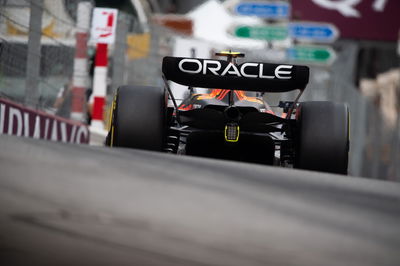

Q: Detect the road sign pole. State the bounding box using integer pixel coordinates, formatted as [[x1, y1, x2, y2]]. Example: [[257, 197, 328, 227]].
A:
[[90, 8, 118, 130]]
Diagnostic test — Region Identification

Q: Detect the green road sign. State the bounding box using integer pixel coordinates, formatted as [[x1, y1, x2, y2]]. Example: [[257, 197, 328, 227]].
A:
[[234, 25, 288, 41], [287, 45, 336, 65]]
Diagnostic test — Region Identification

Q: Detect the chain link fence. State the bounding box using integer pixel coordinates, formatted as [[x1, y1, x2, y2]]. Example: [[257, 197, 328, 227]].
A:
[[0, 0, 93, 117], [272, 40, 400, 181], [110, 16, 175, 94], [0, 0, 177, 120]]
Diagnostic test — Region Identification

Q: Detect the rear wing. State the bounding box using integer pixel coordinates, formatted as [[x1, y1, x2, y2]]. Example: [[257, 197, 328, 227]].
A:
[[162, 56, 310, 92]]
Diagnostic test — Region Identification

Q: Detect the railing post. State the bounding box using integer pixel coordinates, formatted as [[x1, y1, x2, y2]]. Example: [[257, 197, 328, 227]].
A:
[[25, 0, 43, 108]]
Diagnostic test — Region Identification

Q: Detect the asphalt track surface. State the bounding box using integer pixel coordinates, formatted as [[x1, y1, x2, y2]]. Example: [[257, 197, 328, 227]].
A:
[[0, 134, 400, 266]]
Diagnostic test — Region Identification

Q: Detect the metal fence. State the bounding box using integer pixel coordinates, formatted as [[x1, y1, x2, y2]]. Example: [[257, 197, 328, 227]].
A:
[[0, 0, 92, 117], [275, 41, 400, 181], [0, 0, 177, 120], [110, 17, 175, 93], [316, 41, 398, 181]]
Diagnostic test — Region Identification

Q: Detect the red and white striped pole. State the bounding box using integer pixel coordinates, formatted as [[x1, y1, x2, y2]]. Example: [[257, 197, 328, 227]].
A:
[[90, 42, 108, 129], [71, 1, 92, 122], [89, 8, 118, 130]]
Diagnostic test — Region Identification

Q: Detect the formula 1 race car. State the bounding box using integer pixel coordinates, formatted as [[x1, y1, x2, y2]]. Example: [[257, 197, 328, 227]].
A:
[[106, 51, 349, 174]]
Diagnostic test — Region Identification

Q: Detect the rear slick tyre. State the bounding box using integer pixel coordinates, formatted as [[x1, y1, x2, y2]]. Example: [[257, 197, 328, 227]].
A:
[[295, 101, 349, 174], [106, 85, 167, 151]]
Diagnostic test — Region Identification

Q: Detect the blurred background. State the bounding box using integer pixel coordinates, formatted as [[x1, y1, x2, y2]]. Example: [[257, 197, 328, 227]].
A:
[[0, 0, 399, 180]]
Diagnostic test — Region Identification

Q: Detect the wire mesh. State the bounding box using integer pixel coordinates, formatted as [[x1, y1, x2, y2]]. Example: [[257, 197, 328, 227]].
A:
[[0, 0, 93, 117]]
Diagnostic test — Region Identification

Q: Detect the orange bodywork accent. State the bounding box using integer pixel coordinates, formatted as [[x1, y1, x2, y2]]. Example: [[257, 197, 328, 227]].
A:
[[196, 89, 222, 100], [217, 90, 230, 100], [265, 110, 275, 115], [178, 104, 193, 111], [196, 89, 231, 101], [234, 91, 264, 104], [179, 89, 275, 114]]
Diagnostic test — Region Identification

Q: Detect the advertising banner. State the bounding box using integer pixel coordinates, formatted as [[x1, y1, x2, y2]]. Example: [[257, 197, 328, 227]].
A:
[[0, 98, 89, 144]]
